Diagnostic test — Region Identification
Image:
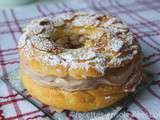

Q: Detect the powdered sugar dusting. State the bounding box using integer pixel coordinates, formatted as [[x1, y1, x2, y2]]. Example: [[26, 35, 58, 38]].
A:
[[52, 16, 65, 27], [106, 26, 127, 34], [25, 22, 44, 35], [18, 33, 27, 48], [113, 23, 128, 29], [25, 17, 55, 38], [107, 37, 124, 52], [102, 17, 117, 27], [39, 52, 61, 66], [30, 36, 53, 51], [109, 54, 134, 66], [57, 12, 74, 20], [70, 62, 90, 69], [72, 15, 99, 26], [126, 32, 134, 45], [87, 31, 104, 40], [95, 64, 106, 74], [20, 41, 33, 57], [19, 12, 140, 74], [60, 49, 97, 61]]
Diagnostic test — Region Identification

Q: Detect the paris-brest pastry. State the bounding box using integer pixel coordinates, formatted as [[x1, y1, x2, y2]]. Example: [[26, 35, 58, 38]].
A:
[[18, 12, 143, 112]]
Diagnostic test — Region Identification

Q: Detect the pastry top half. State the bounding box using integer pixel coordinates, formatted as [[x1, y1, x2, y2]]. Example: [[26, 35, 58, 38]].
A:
[[18, 12, 143, 92]]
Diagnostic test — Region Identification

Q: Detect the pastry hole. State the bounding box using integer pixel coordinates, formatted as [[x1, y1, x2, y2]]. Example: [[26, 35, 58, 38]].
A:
[[54, 35, 85, 49]]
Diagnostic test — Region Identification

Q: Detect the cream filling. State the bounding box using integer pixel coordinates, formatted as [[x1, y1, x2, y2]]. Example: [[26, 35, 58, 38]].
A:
[[21, 60, 142, 92]]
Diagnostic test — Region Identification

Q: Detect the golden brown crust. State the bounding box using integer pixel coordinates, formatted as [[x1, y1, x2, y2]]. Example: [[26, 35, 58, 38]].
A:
[[18, 12, 143, 112], [20, 71, 126, 112]]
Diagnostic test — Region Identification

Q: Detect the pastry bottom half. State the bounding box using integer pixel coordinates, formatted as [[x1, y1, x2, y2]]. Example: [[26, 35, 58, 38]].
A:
[[20, 71, 126, 112]]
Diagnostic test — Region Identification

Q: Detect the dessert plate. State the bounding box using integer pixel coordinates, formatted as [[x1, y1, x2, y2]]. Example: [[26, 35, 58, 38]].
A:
[[0, 68, 156, 120]]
